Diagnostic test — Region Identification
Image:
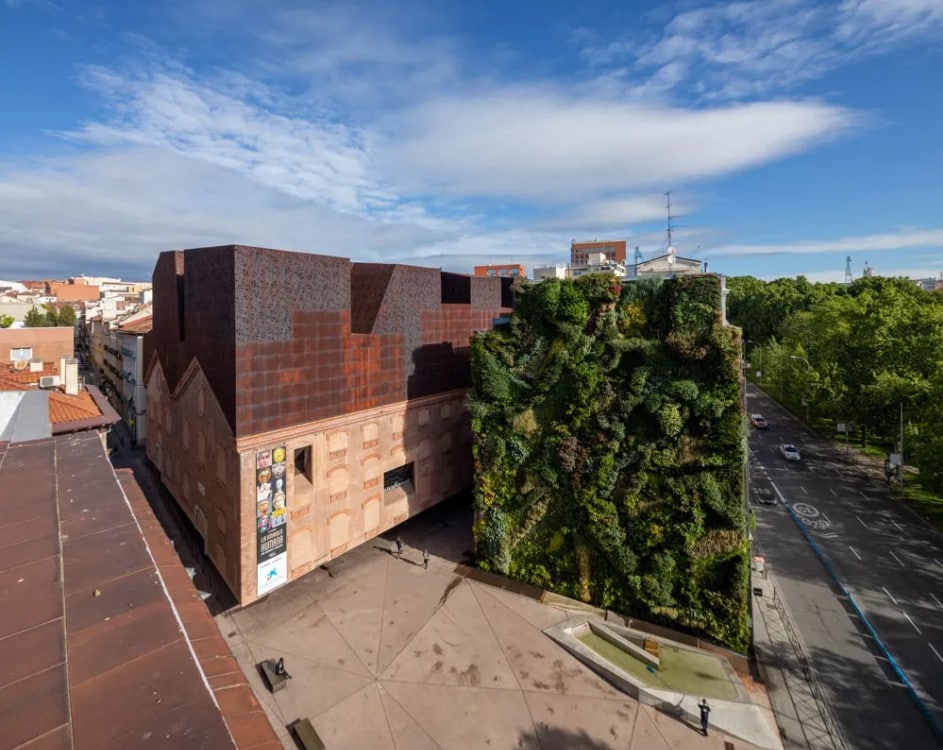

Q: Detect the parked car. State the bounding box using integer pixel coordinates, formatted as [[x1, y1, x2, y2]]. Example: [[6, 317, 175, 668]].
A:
[[750, 414, 768, 429], [779, 443, 801, 461]]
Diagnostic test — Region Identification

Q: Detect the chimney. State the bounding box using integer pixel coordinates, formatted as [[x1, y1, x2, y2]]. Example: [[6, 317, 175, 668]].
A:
[[29, 358, 43, 373], [64, 358, 79, 395]]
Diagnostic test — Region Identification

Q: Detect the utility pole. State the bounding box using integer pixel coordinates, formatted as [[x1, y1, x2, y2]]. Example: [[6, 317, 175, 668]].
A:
[[665, 191, 674, 248]]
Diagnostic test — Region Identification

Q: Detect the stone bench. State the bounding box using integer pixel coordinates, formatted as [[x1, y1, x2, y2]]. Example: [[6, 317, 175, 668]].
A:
[[259, 659, 290, 693], [290, 718, 326, 750]]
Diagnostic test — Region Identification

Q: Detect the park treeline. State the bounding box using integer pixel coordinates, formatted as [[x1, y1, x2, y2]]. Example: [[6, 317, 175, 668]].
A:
[[470, 274, 750, 652], [728, 275, 943, 492]]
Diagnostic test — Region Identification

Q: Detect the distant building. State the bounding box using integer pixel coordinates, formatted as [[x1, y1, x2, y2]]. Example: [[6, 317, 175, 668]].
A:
[[571, 239, 627, 266], [568, 251, 627, 279], [532, 265, 568, 282], [112, 311, 152, 445], [1, 326, 75, 367], [635, 247, 702, 277], [47, 278, 100, 303], [473, 263, 525, 280], [146, 244, 511, 604]]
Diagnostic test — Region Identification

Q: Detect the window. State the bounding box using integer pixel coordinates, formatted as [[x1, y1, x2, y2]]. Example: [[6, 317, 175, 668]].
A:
[[10, 347, 32, 361], [384, 462, 414, 492]]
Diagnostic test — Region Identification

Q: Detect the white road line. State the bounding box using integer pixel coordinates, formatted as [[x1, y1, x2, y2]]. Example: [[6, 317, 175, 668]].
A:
[[889, 551, 904, 566], [935, 559, 943, 572], [849, 546, 862, 560], [800, 485, 808, 495], [822, 512, 831, 524], [931, 644, 943, 664], [857, 515, 869, 529], [829, 489, 838, 497], [882, 586, 899, 605], [903, 612, 922, 634], [859, 490, 869, 499], [930, 593, 942, 609], [891, 519, 903, 532]]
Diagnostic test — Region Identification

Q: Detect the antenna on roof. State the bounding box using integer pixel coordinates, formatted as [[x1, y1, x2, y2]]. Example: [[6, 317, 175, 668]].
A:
[[665, 191, 674, 248], [844, 255, 853, 285]]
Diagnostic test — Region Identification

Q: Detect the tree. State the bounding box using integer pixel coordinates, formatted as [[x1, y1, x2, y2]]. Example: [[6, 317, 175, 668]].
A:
[[23, 306, 48, 327], [57, 304, 76, 327], [0, 315, 13, 328]]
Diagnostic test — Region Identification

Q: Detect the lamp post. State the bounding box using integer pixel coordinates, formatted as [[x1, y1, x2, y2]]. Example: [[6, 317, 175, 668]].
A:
[[789, 355, 812, 423]]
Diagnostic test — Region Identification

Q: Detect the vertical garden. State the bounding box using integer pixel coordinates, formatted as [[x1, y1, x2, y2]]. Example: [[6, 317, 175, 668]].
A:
[[470, 273, 750, 652]]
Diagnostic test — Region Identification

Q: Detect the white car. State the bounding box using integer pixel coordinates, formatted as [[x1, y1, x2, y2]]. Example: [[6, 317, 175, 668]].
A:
[[779, 443, 801, 461]]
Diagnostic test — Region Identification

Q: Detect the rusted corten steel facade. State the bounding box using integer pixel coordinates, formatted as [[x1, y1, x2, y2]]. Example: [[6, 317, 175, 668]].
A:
[[146, 245, 511, 605]]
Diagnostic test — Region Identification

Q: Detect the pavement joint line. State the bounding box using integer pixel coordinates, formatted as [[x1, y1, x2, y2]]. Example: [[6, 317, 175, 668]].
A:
[[930, 644, 943, 665], [903, 612, 922, 634], [882, 586, 899, 605], [889, 550, 904, 566], [849, 546, 862, 561]]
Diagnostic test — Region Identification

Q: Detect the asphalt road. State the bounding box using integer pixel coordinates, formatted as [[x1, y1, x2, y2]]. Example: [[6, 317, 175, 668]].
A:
[[747, 383, 943, 750]]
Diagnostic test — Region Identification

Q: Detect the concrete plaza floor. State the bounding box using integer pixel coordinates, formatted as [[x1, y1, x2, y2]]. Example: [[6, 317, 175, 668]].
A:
[[218, 497, 768, 749]]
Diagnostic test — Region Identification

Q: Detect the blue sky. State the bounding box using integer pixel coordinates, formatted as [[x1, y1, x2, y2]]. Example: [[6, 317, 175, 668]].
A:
[[1, 0, 942, 283]]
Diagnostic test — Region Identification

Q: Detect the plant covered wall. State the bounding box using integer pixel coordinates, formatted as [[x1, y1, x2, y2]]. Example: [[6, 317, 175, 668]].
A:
[[470, 274, 749, 652]]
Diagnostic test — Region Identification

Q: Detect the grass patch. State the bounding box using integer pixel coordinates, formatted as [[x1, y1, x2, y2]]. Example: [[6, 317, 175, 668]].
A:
[[893, 479, 943, 532]]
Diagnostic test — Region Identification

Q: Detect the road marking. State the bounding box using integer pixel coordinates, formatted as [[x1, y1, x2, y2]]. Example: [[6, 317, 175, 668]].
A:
[[930, 593, 942, 609], [800, 485, 808, 494], [889, 551, 904, 566], [891, 519, 903, 531], [849, 546, 862, 560], [935, 559, 943, 572], [857, 515, 869, 529], [903, 612, 922, 634], [882, 586, 898, 605], [859, 491, 869, 499], [821, 512, 831, 524], [931, 644, 943, 664], [829, 489, 838, 497]]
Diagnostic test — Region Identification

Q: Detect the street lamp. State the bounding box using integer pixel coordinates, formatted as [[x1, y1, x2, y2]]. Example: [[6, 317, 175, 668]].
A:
[[789, 355, 812, 423]]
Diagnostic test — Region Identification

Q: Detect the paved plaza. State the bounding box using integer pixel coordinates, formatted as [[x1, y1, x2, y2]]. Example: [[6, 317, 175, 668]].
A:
[[218, 498, 771, 749]]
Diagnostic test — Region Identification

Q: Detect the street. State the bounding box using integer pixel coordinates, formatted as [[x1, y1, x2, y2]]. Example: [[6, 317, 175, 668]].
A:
[[748, 383, 943, 750]]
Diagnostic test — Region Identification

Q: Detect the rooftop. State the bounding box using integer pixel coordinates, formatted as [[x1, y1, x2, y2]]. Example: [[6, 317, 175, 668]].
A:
[[116, 314, 153, 335], [0, 431, 281, 749], [0, 372, 120, 435]]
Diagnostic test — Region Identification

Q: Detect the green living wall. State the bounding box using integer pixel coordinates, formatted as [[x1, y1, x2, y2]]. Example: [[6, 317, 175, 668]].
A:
[[470, 274, 749, 652]]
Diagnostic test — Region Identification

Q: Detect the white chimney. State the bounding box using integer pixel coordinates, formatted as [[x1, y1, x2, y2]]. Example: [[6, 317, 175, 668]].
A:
[[64, 358, 79, 395], [59, 355, 68, 381], [29, 358, 43, 372]]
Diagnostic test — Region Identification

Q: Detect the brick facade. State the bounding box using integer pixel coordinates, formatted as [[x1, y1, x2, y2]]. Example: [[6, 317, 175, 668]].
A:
[[146, 245, 511, 604], [1, 326, 74, 364]]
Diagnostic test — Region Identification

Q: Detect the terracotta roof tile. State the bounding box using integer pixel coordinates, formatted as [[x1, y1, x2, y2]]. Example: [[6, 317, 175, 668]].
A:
[[117, 315, 152, 334], [47, 388, 101, 424], [4, 362, 58, 384]]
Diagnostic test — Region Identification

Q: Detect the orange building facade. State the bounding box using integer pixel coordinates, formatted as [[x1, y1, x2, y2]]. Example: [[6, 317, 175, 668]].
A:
[[473, 264, 525, 280], [570, 240, 627, 266]]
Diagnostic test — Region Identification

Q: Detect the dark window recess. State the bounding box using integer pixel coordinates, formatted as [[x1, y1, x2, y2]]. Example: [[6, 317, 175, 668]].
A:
[[176, 274, 186, 342], [294, 446, 312, 480], [384, 463, 414, 492]]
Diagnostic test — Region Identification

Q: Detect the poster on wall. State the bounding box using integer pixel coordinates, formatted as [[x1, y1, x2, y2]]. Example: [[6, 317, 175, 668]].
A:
[[257, 446, 288, 595]]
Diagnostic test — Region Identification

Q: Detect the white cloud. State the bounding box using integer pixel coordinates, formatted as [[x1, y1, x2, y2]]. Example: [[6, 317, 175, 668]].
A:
[[710, 228, 943, 257], [383, 92, 858, 199], [581, 0, 943, 102]]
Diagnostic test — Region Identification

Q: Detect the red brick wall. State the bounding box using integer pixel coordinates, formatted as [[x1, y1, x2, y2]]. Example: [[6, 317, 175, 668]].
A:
[[1, 327, 74, 364]]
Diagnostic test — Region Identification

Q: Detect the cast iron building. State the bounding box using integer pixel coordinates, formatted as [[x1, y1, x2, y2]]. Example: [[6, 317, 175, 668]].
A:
[[146, 245, 511, 604]]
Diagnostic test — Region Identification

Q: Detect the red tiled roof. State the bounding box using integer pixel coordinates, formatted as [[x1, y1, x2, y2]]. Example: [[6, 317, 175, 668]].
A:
[[117, 315, 153, 334], [0, 375, 119, 431], [0, 432, 275, 748], [4, 362, 58, 384]]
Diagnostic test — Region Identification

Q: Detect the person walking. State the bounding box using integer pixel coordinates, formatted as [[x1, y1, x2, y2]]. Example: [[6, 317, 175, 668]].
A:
[[422, 549, 430, 570], [698, 698, 710, 736], [395, 537, 403, 560]]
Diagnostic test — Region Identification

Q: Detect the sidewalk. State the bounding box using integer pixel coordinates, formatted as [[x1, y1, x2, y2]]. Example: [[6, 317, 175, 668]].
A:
[[751, 570, 845, 750]]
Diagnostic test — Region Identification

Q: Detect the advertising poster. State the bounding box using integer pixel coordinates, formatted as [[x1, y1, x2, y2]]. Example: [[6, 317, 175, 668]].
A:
[[257, 446, 288, 595]]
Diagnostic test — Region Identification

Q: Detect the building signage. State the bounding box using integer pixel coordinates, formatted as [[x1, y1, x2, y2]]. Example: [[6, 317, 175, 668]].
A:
[[256, 446, 288, 595]]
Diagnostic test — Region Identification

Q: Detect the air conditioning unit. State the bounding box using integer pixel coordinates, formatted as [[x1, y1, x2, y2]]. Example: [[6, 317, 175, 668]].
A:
[[39, 375, 61, 389]]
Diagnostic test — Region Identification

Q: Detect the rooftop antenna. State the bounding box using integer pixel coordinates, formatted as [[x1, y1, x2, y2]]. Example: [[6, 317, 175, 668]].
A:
[[844, 255, 853, 284], [665, 191, 674, 248], [634, 246, 643, 264]]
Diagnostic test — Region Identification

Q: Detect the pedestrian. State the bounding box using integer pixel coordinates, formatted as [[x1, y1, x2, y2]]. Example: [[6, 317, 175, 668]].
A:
[[395, 537, 403, 559], [698, 698, 710, 736], [422, 549, 429, 570]]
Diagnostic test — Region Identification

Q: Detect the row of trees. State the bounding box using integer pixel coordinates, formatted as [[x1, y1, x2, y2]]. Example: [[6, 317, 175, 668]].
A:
[[727, 275, 943, 492], [23, 304, 77, 328]]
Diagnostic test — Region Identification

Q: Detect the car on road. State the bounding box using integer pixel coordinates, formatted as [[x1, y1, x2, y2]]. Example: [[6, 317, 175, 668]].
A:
[[779, 443, 801, 461], [750, 414, 769, 429]]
